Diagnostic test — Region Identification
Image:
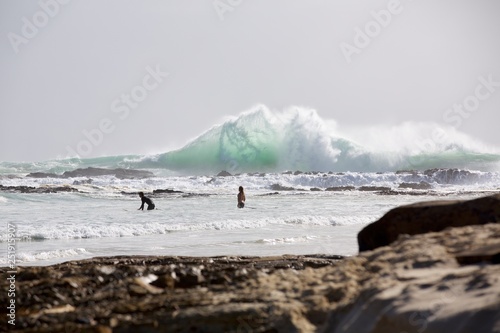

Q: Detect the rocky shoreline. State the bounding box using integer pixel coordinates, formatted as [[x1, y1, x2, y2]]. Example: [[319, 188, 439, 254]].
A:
[[2, 194, 499, 332]]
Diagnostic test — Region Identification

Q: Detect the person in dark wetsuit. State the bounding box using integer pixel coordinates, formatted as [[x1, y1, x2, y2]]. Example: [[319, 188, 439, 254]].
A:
[[237, 186, 245, 208], [138, 192, 155, 210]]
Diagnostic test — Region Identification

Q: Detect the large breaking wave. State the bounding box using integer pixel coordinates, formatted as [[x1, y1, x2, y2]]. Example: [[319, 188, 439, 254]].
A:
[[147, 105, 500, 173], [1, 105, 499, 174]]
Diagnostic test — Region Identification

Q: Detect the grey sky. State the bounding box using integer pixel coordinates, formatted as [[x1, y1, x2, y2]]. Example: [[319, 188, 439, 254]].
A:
[[1, 0, 499, 162]]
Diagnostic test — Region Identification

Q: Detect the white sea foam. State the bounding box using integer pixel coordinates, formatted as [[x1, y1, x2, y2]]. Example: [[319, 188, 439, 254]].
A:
[[256, 235, 318, 244], [13, 213, 374, 242], [2, 168, 498, 196], [0, 248, 90, 265]]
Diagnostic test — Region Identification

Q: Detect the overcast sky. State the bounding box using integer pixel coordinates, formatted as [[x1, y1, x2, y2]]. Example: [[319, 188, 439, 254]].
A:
[[1, 0, 499, 162]]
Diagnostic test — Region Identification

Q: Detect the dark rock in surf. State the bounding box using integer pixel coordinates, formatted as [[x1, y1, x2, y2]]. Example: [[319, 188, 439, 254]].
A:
[[423, 168, 478, 184], [358, 186, 391, 192], [358, 193, 500, 252], [325, 186, 355, 191], [216, 170, 232, 177], [181, 193, 211, 198], [121, 191, 144, 196], [26, 172, 62, 178], [62, 167, 154, 179], [27, 168, 153, 179], [270, 184, 296, 191], [72, 178, 92, 185], [0, 174, 21, 179], [375, 189, 430, 196], [395, 169, 419, 175], [310, 188, 322, 191], [0, 184, 79, 193], [398, 181, 432, 190], [153, 189, 183, 194]]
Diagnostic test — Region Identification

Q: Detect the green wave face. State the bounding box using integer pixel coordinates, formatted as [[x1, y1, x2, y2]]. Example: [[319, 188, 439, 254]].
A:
[[157, 109, 281, 173]]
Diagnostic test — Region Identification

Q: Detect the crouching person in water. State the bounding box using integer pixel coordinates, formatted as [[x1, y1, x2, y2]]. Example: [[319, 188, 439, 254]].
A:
[[237, 186, 245, 208], [138, 192, 155, 210]]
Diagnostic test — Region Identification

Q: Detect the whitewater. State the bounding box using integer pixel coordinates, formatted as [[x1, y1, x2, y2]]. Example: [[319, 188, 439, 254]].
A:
[[1, 106, 499, 266]]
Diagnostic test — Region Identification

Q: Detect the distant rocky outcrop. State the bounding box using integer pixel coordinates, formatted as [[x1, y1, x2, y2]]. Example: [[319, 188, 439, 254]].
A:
[[358, 186, 391, 191], [62, 167, 154, 179], [216, 170, 232, 177], [374, 189, 431, 196], [72, 179, 93, 185], [0, 184, 79, 194], [395, 169, 418, 175], [325, 186, 355, 191], [423, 168, 478, 184], [0, 174, 21, 179], [258, 192, 280, 196], [25, 172, 63, 178], [153, 189, 184, 194], [398, 181, 432, 190], [270, 184, 297, 191], [26, 167, 154, 179], [358, 193, 500, 252]]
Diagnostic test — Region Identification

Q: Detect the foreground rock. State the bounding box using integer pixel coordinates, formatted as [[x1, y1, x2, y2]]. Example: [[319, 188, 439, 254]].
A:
[[4, 255, 343, 332], [324, 223, 500, 333], [358, 193, 500, 252], [4, 224, 500, 332]]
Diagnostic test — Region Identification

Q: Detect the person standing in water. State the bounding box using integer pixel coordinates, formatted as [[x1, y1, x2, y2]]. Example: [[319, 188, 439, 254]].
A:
[[138, 192, 155, 210], [237, 186, 245, 208]]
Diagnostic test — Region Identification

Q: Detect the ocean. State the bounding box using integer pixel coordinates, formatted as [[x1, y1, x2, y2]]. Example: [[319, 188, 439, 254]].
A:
[[1, 108, 499, 266]]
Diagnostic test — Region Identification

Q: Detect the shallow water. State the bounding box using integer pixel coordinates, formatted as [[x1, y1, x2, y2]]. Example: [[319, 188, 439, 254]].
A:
[[0, 184, 490, 266]]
